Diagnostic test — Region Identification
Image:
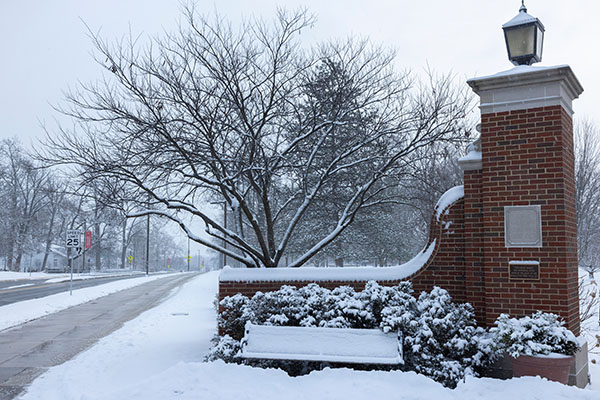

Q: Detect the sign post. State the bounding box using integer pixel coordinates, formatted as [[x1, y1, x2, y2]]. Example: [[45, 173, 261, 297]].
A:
[[66, 230, 81, 296]]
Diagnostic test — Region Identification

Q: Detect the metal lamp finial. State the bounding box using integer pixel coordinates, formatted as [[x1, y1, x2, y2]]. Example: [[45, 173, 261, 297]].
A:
[[520, 0, 527, 13]]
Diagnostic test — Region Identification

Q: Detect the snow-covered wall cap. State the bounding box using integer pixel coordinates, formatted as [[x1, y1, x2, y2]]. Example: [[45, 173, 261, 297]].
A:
[[508, 260, 539, 265], [458, 137, 482, 171], [219, 239, 436, 283], [467, 65, 583, 115], [435, 185, 464, 222]]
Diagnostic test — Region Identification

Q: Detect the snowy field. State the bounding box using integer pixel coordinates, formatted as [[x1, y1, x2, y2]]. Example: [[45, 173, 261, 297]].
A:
[[19, 272, 600, 400], [0, 273, 180, 331]]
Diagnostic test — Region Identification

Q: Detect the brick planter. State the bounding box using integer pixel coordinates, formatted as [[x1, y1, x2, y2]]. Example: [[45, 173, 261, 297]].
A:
[[510, 354, 574, 384]]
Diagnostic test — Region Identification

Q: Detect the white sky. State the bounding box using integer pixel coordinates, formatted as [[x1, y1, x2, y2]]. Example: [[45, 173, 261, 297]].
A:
[[1, 0, 599, 145], [1, 0, 598, 258]]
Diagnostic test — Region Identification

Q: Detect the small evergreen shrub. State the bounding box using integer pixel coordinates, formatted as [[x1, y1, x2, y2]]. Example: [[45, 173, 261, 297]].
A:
[[491, 311, 579, 358], [211, 281, 495, 388]]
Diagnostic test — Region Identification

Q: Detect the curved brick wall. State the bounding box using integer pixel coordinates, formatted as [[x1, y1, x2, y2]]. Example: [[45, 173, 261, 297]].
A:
[[218, 196, 468, 316]]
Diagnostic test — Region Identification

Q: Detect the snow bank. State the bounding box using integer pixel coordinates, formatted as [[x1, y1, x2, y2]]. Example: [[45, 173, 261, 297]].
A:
[[0, 274, 177, 332], [0, 271, 69, 282], [219, 240, 436, 283], [45, 271, 145, 283]]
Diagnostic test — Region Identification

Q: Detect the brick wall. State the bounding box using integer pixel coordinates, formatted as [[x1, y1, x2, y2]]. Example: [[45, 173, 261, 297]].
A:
[[219, 196, 466, 305]]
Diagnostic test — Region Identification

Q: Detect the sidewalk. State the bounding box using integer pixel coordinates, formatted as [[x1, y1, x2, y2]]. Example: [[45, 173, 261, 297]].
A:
[[0, 273, 197, 400]]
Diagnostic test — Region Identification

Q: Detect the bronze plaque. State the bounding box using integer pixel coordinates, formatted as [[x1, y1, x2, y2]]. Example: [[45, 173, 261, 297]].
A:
[[509, 263, 540, 280]]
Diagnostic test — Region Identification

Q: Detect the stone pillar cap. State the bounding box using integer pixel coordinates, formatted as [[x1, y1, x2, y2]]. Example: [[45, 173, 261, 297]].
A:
[[467, 65, 583, 115]]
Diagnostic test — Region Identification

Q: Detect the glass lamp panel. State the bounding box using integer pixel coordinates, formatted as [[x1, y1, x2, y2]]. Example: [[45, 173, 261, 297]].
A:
[[536, 26, 544, 59], [506, 25, 535, 58]]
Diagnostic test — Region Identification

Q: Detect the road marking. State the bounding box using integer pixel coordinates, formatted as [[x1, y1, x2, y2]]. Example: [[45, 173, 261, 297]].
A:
[[4, 283, 35, 290]]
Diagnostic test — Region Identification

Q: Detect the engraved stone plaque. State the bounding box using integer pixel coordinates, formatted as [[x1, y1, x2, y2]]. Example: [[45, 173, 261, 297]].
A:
[[509, 261, 540, 280], [504, 205, 542, 248]]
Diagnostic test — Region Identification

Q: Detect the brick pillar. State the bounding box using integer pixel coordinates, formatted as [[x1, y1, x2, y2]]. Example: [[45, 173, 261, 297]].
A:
[[463, 168, 485, 325], [466, 66, 583, 335]]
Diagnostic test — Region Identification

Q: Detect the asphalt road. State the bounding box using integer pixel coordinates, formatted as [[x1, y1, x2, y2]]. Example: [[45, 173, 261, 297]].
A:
[[0, 274, 159, 307]]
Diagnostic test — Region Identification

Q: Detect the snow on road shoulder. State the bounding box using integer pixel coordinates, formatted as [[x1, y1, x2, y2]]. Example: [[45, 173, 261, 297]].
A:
[[0, 273, 178, 332], [19, 271, 598, 400], [44, 271, 145, 283], [0, 271, 69, 282]]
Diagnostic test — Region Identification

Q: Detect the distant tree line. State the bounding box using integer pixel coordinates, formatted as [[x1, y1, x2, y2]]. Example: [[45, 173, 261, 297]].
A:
[[0, 139, 185, 272]]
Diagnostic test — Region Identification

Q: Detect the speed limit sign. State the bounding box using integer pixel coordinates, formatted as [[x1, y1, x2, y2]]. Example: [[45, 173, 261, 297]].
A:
[[66, 230, 82, 248]]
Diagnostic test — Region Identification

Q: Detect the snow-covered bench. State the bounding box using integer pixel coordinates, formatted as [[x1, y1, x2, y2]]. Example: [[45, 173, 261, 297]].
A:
[[237, 323, 404, 365]]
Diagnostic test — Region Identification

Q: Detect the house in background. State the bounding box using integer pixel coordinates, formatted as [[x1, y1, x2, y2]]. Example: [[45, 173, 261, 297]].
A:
[[31, 245, 68, 273]]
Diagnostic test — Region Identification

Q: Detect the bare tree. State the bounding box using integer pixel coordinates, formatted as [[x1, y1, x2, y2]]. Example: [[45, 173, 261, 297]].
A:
[[575, 120, 600, 278], [40, 178, 68, 271], [41, 8, 471, 268], [0, 139, 49, 271]]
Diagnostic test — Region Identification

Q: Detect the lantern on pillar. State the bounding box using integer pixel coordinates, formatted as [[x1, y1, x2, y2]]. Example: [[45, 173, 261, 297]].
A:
[[502, 1, 545, 65]]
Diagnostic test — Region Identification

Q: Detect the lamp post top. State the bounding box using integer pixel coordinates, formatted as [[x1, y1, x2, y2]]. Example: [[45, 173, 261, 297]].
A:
[[503, 4, 544, 30]]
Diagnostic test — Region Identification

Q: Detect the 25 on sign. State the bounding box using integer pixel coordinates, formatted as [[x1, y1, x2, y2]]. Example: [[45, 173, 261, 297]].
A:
[[66, 230, 81, 248]]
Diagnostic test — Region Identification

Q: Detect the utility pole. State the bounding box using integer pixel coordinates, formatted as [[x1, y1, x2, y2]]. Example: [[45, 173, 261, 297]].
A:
[[82, 221, 86, 272], [145, 198, 150, 276], [210, 200, 228, 268], [223, 202, 227, 267]]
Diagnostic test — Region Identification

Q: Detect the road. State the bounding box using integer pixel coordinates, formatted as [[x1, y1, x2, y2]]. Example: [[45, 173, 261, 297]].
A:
[[0, 272, 199, 400], [0, 274, 159, 307]]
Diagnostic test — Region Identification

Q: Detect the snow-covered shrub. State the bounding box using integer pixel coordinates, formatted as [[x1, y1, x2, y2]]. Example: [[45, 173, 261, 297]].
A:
[[212, 282, 494, 388], [401, 287, 494, 388], [205, 335, 242, 363], [217, 293, 250, 340], [491, 311, 579, 358]]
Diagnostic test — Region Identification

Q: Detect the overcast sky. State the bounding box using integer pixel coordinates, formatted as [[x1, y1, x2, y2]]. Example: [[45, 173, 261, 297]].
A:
[[1, 0, 599, 145], [1, 0, 598, 259]]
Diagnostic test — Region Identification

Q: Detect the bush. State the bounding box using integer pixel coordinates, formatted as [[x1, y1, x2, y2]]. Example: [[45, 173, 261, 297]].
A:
[[212, 281, 494, 388], [491, 311, 579, 358]]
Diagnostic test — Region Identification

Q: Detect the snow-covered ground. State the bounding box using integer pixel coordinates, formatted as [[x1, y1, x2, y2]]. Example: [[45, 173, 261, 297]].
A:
[[579, 268, 600, 390], [0, 271, 68, 281], [0, 273, 180, 332], [0, 270, 146, 282], [18, 271, 600, 400]]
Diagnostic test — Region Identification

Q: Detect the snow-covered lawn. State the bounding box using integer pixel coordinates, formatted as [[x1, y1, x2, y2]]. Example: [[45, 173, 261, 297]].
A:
[[0, 273, 179, 332], [580, 268, 600, 391], [19, 271, 599, 400]]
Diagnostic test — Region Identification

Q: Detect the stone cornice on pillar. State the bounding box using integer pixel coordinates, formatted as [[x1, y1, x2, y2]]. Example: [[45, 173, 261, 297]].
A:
[[467, 65, 584, 115]]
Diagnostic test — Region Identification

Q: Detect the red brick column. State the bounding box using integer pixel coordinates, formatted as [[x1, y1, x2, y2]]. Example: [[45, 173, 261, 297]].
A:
[[479, 106, 580, 335]]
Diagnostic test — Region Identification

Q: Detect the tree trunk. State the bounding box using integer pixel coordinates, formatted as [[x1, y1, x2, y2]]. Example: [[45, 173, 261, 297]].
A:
[[41, 206, 58, 271], [335, 257, 344, 267], [94, 222, 101, 271]]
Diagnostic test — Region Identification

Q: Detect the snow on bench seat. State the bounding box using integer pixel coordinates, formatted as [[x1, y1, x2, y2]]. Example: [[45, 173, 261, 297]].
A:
[[238, 323, 403, 365]]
